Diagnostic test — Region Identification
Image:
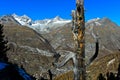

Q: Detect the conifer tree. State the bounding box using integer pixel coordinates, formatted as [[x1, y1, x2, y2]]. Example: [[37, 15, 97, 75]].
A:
[[0, 24, 9, 62]]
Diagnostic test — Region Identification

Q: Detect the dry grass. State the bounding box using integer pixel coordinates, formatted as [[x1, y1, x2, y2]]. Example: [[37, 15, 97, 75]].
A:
[[87, 52, 120, 80], [54, 71, 73, 80]]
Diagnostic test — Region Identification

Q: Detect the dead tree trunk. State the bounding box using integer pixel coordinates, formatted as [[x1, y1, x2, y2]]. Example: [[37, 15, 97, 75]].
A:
[[53, 0, 99, 80], [75, 0, 86, 80]]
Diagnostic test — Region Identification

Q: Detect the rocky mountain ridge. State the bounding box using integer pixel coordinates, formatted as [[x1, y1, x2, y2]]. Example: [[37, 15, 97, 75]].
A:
[[12, 14, 71, 33]]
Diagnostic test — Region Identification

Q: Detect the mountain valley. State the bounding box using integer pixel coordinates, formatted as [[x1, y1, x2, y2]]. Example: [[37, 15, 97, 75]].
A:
[[0, 14, 120, 79]]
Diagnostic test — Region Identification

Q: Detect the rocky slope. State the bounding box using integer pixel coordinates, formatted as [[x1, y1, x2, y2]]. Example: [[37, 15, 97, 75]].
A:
[[0, 15, 59, 79], [0, 15, 59, 55]]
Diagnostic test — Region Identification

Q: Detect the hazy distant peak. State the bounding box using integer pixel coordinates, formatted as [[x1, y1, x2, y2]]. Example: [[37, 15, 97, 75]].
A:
[[12, 13, 30, 18], [22, 14, 29, 18], [52, 16, 63, 21], [12, 13, 18, 17], [101, 17, 111, 23]]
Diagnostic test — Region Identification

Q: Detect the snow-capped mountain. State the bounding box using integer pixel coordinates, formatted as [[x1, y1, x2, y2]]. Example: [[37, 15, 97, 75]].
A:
[[12, 14, 71, 33], [12, 14, 32, 26], [85, 17, 101, 27]]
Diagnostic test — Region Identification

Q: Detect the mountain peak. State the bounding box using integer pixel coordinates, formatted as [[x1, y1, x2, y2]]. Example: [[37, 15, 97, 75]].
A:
[[21, 14, 31, 20], [87, 17, 100, 23], [53, 16, 63, 21], [101, 17, 111, 23], [12, 13, 30, 18], [12, 13, 17, 17], [12, 14, 32, 26]]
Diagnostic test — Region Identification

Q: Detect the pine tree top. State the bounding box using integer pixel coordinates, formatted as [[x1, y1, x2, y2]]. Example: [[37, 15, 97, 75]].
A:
[[0, 24, 9, 62]]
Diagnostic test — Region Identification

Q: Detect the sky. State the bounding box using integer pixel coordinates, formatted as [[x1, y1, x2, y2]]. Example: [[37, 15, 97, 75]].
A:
[[0, 0, 120, 25]]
